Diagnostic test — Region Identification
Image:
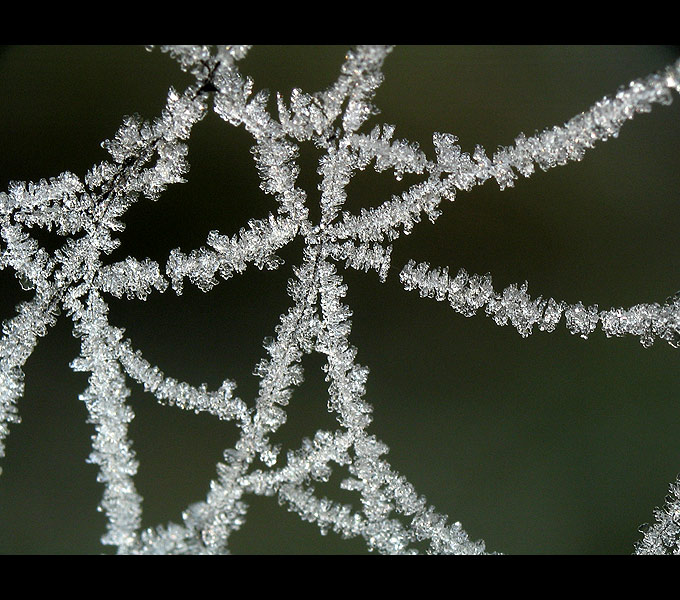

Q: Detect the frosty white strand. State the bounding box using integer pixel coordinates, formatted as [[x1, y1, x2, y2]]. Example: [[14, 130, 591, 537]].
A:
[[71, 291, 142, 552], [0, 290, 59, 459], [400, 259, 680, 347], [635, 474, 680, 554], [165, 214, 299, 294], [113, 333, 247, 422], [331, 58, 680, 247]]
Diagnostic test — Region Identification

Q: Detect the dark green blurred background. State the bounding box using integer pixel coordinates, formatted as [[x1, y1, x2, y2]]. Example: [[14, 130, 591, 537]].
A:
[[1, 45, 680, 554]]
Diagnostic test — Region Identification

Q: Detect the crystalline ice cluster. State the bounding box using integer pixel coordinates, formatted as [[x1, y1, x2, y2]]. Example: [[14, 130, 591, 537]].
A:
[[1, 45, 680, 554]]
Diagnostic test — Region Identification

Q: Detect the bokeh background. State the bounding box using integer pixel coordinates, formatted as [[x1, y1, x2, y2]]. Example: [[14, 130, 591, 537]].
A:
[[1, 45, 680, 554]]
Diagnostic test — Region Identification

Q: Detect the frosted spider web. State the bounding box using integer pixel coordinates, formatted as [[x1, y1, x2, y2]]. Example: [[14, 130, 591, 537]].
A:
[[1, 45, 680, 553]]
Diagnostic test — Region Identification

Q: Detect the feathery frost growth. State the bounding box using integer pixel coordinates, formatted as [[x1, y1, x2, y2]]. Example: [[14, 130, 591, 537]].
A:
[[1, 45, 680, 554]]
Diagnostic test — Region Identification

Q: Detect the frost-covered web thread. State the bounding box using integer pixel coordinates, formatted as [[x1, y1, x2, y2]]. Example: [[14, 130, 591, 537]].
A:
[[1, 45, 680, 554]]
